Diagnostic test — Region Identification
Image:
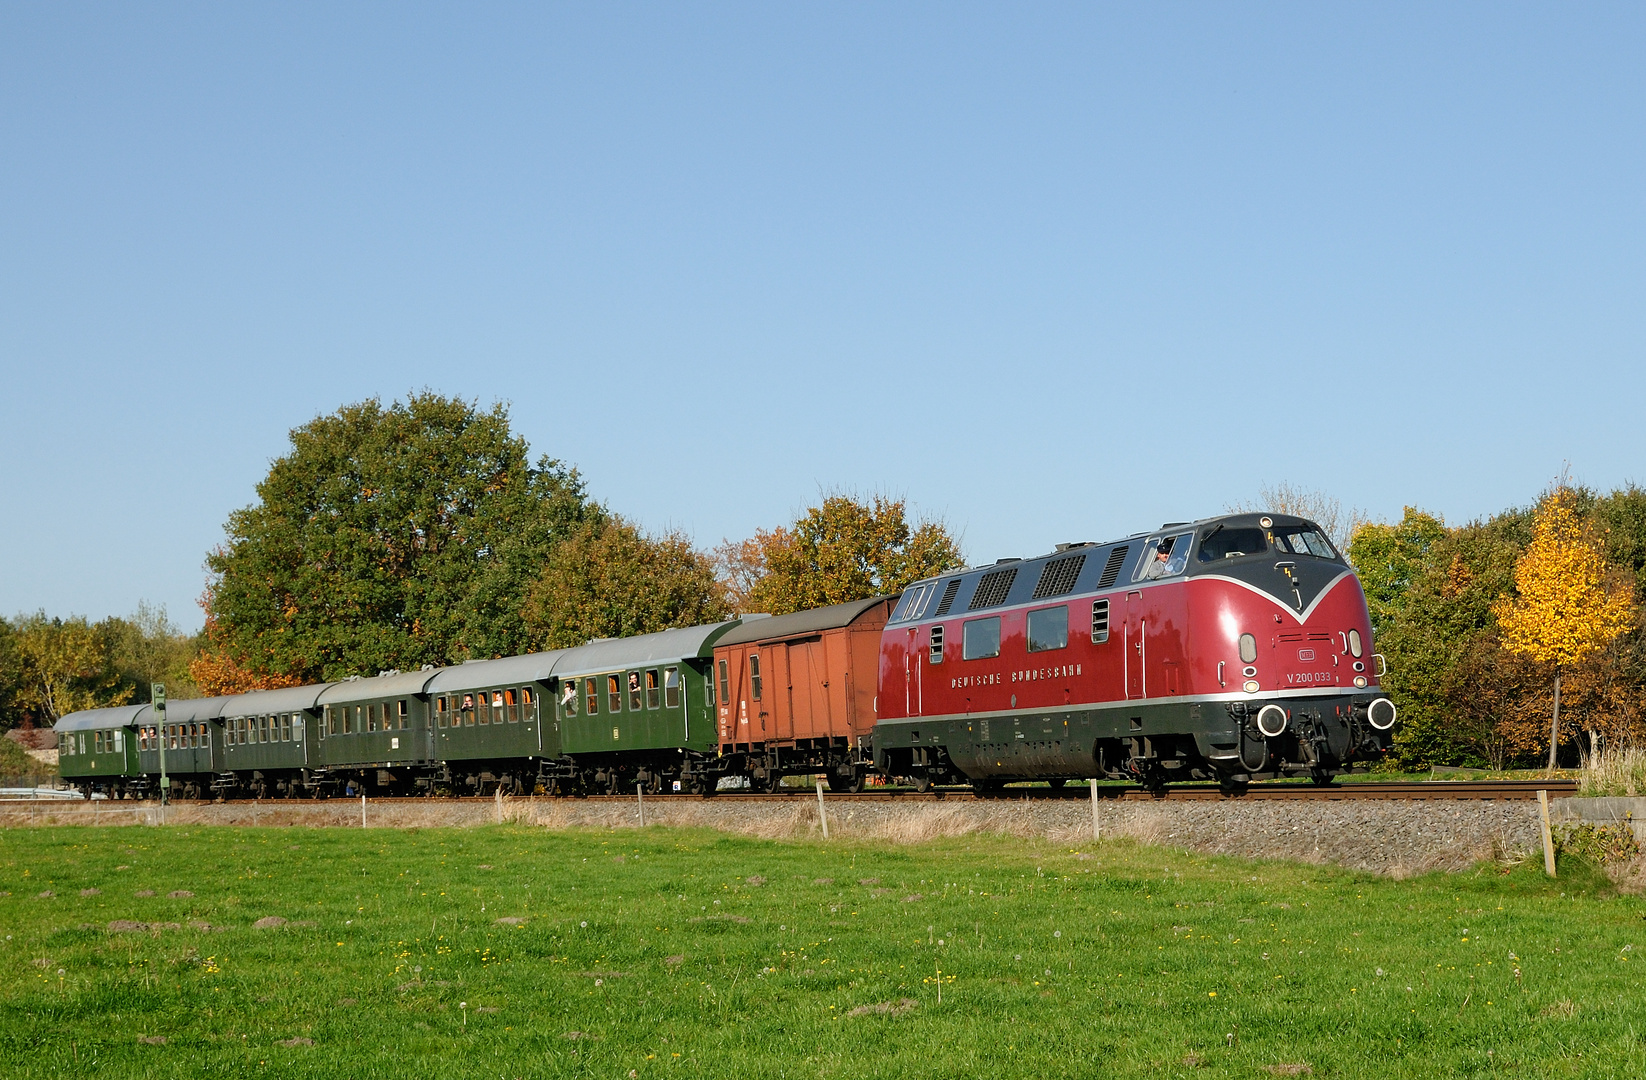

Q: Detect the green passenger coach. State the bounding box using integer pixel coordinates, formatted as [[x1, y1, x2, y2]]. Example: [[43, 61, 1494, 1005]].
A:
[[57, 705, 145, 798], [314, 668, 446, 796], [218, 682, 333, 798], [550, 620, 750, 794], [425, 651, 565, 795]]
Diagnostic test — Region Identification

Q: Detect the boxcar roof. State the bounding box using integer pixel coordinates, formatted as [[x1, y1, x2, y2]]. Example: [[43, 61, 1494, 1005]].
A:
[[162, 696, 234, 723], [714, 597, 891, 648], [426, 651, 568, 694], [55, 704, 150, 733], [550, 620, 751, 677], [223, 683, 333, 717], [316, 668, 445, 705]]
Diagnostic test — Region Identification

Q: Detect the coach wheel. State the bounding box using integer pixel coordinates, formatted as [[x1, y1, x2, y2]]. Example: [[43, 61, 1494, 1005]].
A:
[[910, 773, 932, 794], [1047, 778, 1066, 791], [971, 778, 1003, 796]]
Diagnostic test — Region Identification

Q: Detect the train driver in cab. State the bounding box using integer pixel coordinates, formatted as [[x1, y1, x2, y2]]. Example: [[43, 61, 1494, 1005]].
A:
[[1143, 537, 1176, 579]]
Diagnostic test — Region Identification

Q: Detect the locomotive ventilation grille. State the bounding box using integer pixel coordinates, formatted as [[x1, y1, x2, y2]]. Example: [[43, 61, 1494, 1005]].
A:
[[1096, 546, 1130, 589], [933, 578, 963, 617], [968, 567, 1019, 610], [1032, 554, 1086, 599]]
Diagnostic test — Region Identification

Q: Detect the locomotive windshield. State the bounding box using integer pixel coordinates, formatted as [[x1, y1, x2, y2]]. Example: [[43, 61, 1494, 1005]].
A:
[[1273, 525, 1339, 560], [1197, 526, 1268, 562]]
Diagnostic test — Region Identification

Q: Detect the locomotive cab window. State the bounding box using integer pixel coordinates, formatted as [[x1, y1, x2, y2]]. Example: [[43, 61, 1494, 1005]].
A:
[[664, 666, 681, 708], [1133, 533, 1193, 582], [1027, 605, 1069, 653], [962, 616, 1002, 660], [1197, 526, 1269, 562]]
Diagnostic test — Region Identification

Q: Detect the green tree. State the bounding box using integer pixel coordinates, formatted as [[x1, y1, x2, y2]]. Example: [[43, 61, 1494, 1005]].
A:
[[0, 617, 25, 731], [100, 603, 201, 702], [737, 495, 964, 616], [1347, 507, 1449, 636], [523, 519, 729, 649], [199, 393, 599, 683]]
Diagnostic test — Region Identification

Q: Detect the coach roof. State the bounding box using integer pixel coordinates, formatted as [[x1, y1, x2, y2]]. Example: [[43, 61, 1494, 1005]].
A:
[[714, 597, 890, 647], [161, 696, 234, 724], [550, 620, 750, 678], [55, 704, 150, 733], [426, 651, 568, 694], [223, 683, 333, 717], [316, 668, 445, 704]]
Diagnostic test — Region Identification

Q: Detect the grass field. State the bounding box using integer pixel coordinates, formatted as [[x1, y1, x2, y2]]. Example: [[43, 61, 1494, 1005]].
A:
[[3, 825, 1644, 1079]]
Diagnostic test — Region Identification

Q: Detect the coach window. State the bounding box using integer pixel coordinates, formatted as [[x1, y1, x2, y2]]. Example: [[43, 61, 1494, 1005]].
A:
[[664, 667, 681, 709], [607, 675, 622, 713], [502, 689, 517, 723], [1027, 606, 1069, 653], [477, 694, 490, 726], [929, 625, 945, 663], [625, 671, 641, 712], [749, 655, 763, 701], [962, 617, 1002, 660], [294, 715, 305, 742], [398, 700, 409, 729], [560, 682, 578, 717], [717, 659, 730, 706], [461, 694, 477, 727], [521, 687, 535, 722], [646, 670, 661, 710], [577, 677, 592, 715]]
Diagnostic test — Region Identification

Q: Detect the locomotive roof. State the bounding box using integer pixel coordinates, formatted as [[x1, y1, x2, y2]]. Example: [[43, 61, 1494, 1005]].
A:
[[888, 512, 1338, 622], [550, 620, 749, 678], [714, 597, 891, 647], [316, 667, 446, 705], [223, 682, 334, 717], [55, 704, 150, 732], [426, 650, 569, 694]]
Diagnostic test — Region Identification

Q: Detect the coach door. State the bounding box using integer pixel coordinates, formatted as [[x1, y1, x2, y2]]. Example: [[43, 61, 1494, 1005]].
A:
[[1124, 592, 1144, 699]]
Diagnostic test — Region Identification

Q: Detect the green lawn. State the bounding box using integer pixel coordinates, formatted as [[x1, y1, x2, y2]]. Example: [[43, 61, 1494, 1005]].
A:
[[2, 825, 1643, 1079]]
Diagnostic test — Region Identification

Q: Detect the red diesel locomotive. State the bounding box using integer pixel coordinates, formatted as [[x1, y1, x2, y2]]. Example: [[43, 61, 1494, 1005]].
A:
[[871, 513, 1397, 793]]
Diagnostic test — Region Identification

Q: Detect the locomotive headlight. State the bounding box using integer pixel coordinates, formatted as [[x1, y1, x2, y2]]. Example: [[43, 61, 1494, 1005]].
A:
[[1353, 675, 1368, 688], [1242, 679, 1260, 694], [1367, 697, 1398, 731]]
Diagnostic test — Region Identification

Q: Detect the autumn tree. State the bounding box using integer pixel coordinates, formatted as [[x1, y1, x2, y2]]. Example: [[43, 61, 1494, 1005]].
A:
[[523, 518, 729, 649], [729, 495, 964, 617], [11, 613, 131, 724], [0, 618, 25, 731], [199, 393, 599, 683], [1494, 490, 1634, 770]]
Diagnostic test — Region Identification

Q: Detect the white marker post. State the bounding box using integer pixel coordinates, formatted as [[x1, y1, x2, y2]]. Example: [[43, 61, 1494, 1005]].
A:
[[637, 782, 645, 827], [816, 780, 829, 840], [1090, 777, 1101, 842], [1537, 789, 1556, 877]]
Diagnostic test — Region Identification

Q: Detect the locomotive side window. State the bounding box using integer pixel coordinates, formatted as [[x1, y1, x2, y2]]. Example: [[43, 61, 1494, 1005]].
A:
[[1027, 606, 1069, 652], [1197, 526, 1268, 562], [1091, 599, 1111, 643], [750, 655, 763, 701], [962, 617, 1002, 660], [929, 624, 945, 663], [1239, 634, 1258, 663], [664, 666, 681, 708]]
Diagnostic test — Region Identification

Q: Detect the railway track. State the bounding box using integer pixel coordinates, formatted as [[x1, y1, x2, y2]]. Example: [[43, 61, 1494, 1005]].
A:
[[114, 779, 1580, 807]]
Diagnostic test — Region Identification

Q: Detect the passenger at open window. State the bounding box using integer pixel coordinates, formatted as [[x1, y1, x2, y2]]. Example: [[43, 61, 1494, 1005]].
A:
[[561, 682, 578, 716]]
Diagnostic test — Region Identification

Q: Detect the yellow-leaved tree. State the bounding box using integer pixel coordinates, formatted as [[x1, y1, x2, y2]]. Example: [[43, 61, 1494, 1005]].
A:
[[1493, 491, 1634, 770]]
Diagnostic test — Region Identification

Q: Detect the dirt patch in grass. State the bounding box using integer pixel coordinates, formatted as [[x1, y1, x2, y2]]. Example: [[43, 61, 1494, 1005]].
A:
[[846, 998, 919, 1018]]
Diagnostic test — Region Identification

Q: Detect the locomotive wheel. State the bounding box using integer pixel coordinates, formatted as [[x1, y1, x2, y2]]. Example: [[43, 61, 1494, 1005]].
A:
[[1218, 775, 1250, 798], [1310, 770, 1337, 787]]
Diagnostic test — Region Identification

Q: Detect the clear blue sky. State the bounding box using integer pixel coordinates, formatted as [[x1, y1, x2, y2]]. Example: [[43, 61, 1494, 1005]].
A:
[[3, 4, 1642, 632]]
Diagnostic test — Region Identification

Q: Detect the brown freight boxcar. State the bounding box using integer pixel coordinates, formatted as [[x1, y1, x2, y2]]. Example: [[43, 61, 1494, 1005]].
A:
[[712, 596, 895, 792]]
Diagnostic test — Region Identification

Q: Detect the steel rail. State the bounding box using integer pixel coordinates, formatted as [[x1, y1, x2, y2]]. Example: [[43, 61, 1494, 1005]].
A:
[[124, 779, 1579, 807]]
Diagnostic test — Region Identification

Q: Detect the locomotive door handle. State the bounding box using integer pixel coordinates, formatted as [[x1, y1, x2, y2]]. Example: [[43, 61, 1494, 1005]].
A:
[[1217, 661, 1225, 687]]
